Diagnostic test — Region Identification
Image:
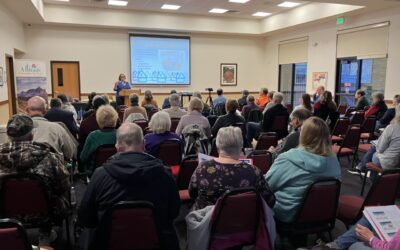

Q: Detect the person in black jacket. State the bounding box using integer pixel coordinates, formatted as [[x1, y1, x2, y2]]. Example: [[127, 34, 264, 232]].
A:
[[78, 123, 180, 250], [354, 89, 370, 111], [44, 98, 78, 137], [376, 94, 400, 131], [211, 99, 245, 137]]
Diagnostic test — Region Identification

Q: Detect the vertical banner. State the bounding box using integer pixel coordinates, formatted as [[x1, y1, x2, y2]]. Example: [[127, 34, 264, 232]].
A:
[[15, 60, 48, 113]]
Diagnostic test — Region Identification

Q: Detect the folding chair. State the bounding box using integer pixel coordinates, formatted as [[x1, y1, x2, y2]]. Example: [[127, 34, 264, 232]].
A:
[[350, 111, 364, 125], [176, 155, 198, 202], [331, 118, 350, 144], [170, 118, 180, 133], [94, 144, 117, 168], [337, 104, 347, 115], [255, 132, 277, 151], [344, 107, 355, 118], [247, 150, 273, 174], [332, 126, 361, 168], [359, 116, 376, 141], [271, 116, 289, 140], [158, 139, 183, 177], [133, 119, 149, 133]]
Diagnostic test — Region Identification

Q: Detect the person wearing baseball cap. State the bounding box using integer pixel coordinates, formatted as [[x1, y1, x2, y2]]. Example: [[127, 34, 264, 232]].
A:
[[0, 114, 71, 245]]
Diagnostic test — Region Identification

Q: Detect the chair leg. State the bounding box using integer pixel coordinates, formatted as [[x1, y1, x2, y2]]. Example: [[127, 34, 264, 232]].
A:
[[360, 170, 370, 196]]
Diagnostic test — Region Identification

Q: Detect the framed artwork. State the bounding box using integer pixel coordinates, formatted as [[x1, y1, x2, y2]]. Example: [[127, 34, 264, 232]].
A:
[[0, 67, 3, 86], [220, 63, 237, 86], [312, 72, 328, 90]]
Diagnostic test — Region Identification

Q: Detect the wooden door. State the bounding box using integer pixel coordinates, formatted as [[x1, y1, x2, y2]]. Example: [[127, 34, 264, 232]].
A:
[[6, 56, 16, 116], [51, 61, 81, 99]]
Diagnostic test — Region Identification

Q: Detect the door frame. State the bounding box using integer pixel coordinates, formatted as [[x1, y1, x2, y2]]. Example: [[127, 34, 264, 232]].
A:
[[50, 61, 81, 99], [335, 57, 361, 105], [6, 55, 17, 116]]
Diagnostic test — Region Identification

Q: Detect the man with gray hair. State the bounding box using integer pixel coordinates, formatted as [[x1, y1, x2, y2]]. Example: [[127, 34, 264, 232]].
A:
[[78, 123, 180, 250], [27, 96, 77, 159], [163, 93, 187, 119]]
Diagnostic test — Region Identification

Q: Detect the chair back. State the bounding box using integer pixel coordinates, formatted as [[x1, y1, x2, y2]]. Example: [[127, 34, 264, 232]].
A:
[[158, 139, 182, 166], [364, 170, 400, 207], [286, 104, 293, 114], [351, 111, 365, 125], [95, 144, 117, 168], [255, 132, 277, 150], [248, 150, 273, 174], [360, 116, 376, 134], [133, 119, 149, 133], [108, 201, 160, 250], [177, 155, 198, 190], [0, 174, 49, 227], [327, 111, 340, 131], [232, 122, 246, 141], [344, 107, 356, 117], [170, 118, 180, 133], [332, 118, 350, 137], [341, 126, 361, 150], [118, 110, 125, 123], [0, 219, 33, 250], [337, 104, 347, 115], [271, 115, 289, 139], [248, 109, 263, 123]]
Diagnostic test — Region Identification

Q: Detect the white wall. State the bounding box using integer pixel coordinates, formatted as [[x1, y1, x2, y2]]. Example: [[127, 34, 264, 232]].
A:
[[23, 25, 267, 94], [0, 2, 25, 101]]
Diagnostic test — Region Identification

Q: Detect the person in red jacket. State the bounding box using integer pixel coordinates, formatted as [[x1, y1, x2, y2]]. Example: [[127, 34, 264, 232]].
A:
[[365, 92, 387, 118]]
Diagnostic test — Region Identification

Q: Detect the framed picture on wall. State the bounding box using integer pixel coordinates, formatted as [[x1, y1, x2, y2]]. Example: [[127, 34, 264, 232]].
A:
[[312, 72, 328, 90], [220, 63, 237, 86], [0, 67, 3, 86]]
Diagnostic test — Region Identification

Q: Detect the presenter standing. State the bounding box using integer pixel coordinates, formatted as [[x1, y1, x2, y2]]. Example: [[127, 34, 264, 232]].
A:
[[113, 73, 131, 106]]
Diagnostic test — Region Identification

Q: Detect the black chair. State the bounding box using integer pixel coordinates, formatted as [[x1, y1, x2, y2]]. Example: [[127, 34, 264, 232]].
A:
[[248, 109, 263, 123]]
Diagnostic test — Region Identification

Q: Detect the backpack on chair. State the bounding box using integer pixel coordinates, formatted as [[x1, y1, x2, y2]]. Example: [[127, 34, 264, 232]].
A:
[[182, 124, 209, 156]]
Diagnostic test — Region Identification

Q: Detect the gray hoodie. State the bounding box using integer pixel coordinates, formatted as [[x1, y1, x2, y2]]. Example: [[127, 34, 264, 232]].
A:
[[376, 123, 400, 169]]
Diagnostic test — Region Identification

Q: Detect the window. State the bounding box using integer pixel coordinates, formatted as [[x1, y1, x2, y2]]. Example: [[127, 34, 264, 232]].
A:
[[279, 63, 307, 107]]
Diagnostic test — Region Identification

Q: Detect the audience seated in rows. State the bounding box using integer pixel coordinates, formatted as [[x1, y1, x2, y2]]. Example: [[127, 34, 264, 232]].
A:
[[163, 93, 187, 119], [314, 90, 337, 121], [316, 214, 400, 250], [211, 99, 245, 137], [365, 92, 387, 118], [162, 89, 177, 109], [212, 88, 226, 108], [44, 98, 78, 138], [144, 111, 183, 157], [192, 92, 211, 116], [78, 123, 180, 250], [269, 108, 312, 158], [123, 93, 148, 122], [351, 104, 400, 175], [354, 89, 370, 111], [175, 97, 211, 138], [255, 88, 270, 107], [188, 126, 275, 210], [293, 93, 312, 112], [27, 96, 77, 159], [247, 92, 289, 143], [58, 94, 78, 121], [80, 105, 118, 176], [313, 85, 325, 103], [263, 90, 276, 113], [0, 114, 70, 244], [241, 95, 259, 121], [265, 117, 341, 223], [237, 89, 249, 107], [376, 94, 400, 131], [141, 90, 159, 109]]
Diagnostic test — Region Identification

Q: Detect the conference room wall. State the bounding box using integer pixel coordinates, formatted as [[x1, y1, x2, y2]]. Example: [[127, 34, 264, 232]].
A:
[[263, 6, 400, 98], [22, 25, 267, 96]]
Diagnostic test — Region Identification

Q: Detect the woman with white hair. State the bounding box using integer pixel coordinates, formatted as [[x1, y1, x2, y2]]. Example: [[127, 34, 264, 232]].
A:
[[144, 111, 183, 157], [163, 93, 187, 118], [188, 126, 275, 210], [365, 92, 388, 118], [176, 98, 211, 138]]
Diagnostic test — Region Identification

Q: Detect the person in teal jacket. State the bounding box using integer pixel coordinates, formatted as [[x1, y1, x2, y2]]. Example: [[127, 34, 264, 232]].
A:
[[265, 117, 341, 223], [80, 105, 118, 176]]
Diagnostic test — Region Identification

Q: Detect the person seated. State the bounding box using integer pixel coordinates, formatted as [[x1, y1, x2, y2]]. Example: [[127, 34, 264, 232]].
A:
[[376, 94, 400, 131], [0, 115, 70, 245], [314, 214, 400, 250], [313, 85, 325, 103], [162, 89, 177, 109], [144, 111, 183, 157], [78, 123, 180, 250], [176, 97, 211, 138], [265, 117, 341, 223], [293, 93, 312, 113], [255, 88, 270, 107], [163, 93, 187, 119], [213, 88, 227, 109], [80, 105, 118, 176], [354, 89, 370, 111], [365, 92, 388, 118], [238, 89, 249, 107], [58, 93, 78, 121], [27, 96, 77, 160], [269, 108, 312, 158], [141, 90, 159, 108], [247, 92, 289, 143], [241, 95, 259, 121], [192, 91, 211, 116], [82, 94, 109, 120], [188, 126, 275, 210], [263, 90, 276, 113], [44, 98, 78, 137], [314, 91, 338, 121], [211, 99, 245, 137], [123, 93, 148, 122], [349, 104, 400, 175], [85, 92, 97, 111]]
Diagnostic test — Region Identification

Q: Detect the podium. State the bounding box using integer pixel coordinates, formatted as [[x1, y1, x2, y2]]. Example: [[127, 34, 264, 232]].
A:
[[120, 89, 141, 105]]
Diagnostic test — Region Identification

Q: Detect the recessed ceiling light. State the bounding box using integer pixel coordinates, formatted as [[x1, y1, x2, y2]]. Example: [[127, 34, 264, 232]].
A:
[[252, 12, 271, 17], [229, 0, 250, 3], [161, 4, 181, 10], [108, 0, 128, 6], [209, 8, 228, 14], [278, 1, 300, 8]]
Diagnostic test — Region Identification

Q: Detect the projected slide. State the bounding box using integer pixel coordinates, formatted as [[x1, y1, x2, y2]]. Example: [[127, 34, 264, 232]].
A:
[[130, 35, 190, 85]]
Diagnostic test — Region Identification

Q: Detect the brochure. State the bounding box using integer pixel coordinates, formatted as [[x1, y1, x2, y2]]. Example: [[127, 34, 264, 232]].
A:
[[363, 205, 400, 241]]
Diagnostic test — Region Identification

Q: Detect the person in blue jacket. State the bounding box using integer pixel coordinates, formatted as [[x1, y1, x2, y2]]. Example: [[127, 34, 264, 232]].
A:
[[265, 117, 341, 223], [113, 73, 131, 106]]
